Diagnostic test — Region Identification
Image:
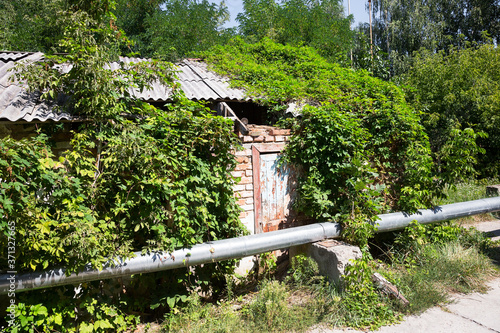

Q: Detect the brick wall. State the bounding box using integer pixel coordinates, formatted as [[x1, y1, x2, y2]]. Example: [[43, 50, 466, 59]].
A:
[[0, 123, 74, 156]]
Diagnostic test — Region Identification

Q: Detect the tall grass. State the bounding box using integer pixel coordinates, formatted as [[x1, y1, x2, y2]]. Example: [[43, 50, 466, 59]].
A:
[[163, 277, 325, 333], [439, 179, 492, 205], [391, 241, 496, 313]]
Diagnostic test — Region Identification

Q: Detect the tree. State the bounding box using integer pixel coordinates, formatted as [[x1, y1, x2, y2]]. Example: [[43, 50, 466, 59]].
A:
[[237, 0, 354, 62], [113, 0, 162, 55], [404, 42, 498, 176], [366, 0, 500, 75], [2, 1, 245, 330], [0, 0, 66, 51], [113, 0, 235, 60]]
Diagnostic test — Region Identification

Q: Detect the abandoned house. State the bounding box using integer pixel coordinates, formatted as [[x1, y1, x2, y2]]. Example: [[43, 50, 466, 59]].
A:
[[0, 51, 303, 255]]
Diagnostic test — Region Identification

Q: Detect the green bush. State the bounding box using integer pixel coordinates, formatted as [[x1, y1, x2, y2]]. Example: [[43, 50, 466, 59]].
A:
[[404, 42, 499, 177], [286, 254, 321, 286]]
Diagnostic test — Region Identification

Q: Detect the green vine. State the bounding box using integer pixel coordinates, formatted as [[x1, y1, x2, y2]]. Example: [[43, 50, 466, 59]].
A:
[[200, 38, 483, 246], [1, 3, 245, 331]]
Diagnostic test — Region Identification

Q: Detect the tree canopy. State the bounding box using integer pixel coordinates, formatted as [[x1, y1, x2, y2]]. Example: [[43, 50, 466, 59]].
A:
[[237, 0, 354, 62], [366, 0, 500, 74], [114, 0, 235, 60], [404, 42, 499, 176]]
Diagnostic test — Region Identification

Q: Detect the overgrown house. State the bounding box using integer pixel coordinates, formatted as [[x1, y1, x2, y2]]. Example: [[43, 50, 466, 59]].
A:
[[0, 52, 303, 267]]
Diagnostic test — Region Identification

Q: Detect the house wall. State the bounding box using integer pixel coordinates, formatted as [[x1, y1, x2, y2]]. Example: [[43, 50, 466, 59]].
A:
[[1, 122, 300, 236], [0, 123, 73, 156]]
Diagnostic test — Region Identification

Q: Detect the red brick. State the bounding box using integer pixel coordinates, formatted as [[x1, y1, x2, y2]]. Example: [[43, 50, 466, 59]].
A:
[[235, 163, 252, 171], [270, 128, 291, 136], [238, 176, 253, 184], [234, 149, 252, 156], [240, 204, 254, 211], [242, 136, 253, 143], [231, 171, 245, 178], [249, 130, 267, 137], [274, 136, 285, 142], [233, 185, 245, 191], [238, 190, 253, 198], [264, 135, 275, 142], [235, 156, 249, 163]]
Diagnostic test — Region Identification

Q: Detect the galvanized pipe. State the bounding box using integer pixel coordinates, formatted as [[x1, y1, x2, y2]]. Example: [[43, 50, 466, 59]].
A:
[[2, 196, 500, 295], [377, 196, 500, 232], [0, 222, 342, 295]]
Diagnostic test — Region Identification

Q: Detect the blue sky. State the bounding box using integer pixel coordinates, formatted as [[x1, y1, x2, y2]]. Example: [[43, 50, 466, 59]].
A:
[[214, 0, 369, 28]]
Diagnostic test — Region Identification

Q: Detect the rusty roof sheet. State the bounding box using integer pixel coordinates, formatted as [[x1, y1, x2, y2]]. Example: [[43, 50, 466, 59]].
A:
[[0, 52, 248, 122]]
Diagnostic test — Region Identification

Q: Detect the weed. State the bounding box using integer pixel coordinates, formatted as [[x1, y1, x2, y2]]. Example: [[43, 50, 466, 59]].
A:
[[384, 220, 498, 314], [164, 294, 245, 333], [286, 254, 323, 287], [246, 280, 290, 329], [391, 241, 495, 313], [334, 254, 398, 329]]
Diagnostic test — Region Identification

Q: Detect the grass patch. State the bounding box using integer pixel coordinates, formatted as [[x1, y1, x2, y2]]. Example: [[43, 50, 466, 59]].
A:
[[388, 241, 496, 313], [163, 278, 328, 333]]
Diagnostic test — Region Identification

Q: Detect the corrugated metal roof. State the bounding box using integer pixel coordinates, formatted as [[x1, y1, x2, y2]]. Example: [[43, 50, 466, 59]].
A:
[[119, 58, 247, 102], [0, 52, 248, 122], [0, 52, 73, 122], [0, 52, 33, 62]]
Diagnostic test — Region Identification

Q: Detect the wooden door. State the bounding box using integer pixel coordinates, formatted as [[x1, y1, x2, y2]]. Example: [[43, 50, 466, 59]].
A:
[[253, 144, 296, 233]]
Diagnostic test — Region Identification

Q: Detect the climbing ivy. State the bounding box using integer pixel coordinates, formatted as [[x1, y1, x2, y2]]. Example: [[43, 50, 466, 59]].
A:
[[1, 3, 245, 331], [200, 38, 482, 246]]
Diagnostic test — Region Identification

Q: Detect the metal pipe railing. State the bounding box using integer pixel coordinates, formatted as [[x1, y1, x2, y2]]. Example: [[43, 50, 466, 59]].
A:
[[1, 222, 342, 294], [377, 196, 500, 232], [2, 196, 500, 295]]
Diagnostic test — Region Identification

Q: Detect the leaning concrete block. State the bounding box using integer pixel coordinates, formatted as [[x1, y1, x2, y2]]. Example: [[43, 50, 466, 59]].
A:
[[307, 239, 362, 285]]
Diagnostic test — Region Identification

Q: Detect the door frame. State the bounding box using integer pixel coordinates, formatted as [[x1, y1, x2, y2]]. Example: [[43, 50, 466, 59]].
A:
[[251, 143, 287, 234]]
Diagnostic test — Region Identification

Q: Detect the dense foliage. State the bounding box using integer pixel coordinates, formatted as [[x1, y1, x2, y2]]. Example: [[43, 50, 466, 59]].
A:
[[114, 0, 235, 60], [236, 0, 354, 62], [366, 0, 500, 75], [0, 0, 235, 61], [404, 42, 497, 176], [1, 2, 245, 331], [200, 38, 482, 245], [0, 0, 65, 51]]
